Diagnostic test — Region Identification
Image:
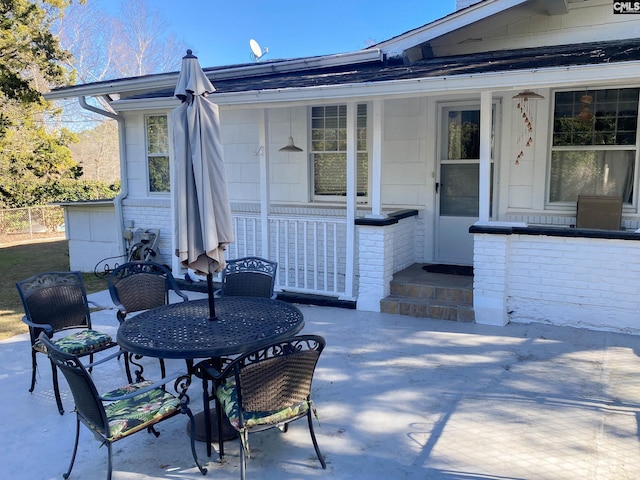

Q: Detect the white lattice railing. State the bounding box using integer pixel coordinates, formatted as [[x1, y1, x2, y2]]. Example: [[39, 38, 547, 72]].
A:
[[226, 214, 349, 297], [226, 215, 261, 258]]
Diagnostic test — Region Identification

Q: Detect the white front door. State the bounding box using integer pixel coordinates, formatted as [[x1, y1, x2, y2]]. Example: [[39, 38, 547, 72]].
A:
[[435, 104, 494, 265]]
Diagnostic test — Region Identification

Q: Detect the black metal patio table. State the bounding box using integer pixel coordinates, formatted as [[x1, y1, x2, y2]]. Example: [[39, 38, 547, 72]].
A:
[[116, 296, 305, 441]]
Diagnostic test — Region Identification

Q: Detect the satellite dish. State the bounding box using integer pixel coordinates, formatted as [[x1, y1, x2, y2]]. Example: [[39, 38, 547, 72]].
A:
[[249, 39, 268, 61]]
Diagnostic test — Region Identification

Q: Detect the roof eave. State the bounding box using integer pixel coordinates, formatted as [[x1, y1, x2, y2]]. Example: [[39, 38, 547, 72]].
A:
[[374, 0, 529, 58], [44, 72, 180, 101], [44, 49, 384, 101]]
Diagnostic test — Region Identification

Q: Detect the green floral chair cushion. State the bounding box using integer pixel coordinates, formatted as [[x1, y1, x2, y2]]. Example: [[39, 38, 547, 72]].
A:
[[101, 381, 181, 441], [33, 329, 113, 355], [216, 380, 309, 431]]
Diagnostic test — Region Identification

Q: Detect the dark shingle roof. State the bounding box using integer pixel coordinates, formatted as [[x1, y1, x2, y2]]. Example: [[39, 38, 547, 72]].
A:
[[129, 38, 640, 100]]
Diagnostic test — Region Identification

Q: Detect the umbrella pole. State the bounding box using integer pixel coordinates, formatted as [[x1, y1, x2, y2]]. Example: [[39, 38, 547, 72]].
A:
[[207, 272, 217, 320]]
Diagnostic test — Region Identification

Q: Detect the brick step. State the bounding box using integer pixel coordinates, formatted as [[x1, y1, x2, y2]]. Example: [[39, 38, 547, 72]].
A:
[[380, 295, 475, 322], [381, 264, 475, 322], [389, 281, 473, 304]]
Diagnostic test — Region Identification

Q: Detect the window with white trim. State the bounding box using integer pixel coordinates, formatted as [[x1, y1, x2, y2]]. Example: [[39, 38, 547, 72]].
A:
[[311, 104, 368, 199], [145, 114, 170, 193], [549, 88, 639, 204]]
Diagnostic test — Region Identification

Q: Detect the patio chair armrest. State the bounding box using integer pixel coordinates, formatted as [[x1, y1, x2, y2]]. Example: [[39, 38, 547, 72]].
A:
[[199, 364, 222, 380], [99, 370, 191, 402], [177, 291, 189, 302], [194, 357, 235, 382], [165, 271, 190, 302], [84, 348, 126, 369], [88, 299, 114, 311], [22, 316, 53, 336], [110, 302, 128, 323]]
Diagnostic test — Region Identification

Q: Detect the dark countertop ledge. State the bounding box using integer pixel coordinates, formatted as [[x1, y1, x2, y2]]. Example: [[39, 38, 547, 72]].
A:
[[470, 224, 640, 241], [355, 209, 419, 226]]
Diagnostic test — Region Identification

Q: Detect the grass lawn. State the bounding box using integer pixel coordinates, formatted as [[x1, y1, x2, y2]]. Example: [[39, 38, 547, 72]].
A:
[[0, 239, 108, 341]]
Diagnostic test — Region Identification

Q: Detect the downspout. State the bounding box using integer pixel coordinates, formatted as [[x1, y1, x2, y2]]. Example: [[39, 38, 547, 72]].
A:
[[78, 95, 128, 259]]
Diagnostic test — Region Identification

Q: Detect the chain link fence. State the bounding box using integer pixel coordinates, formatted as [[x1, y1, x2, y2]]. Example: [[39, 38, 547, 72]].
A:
[[0, 206, 66, 245]]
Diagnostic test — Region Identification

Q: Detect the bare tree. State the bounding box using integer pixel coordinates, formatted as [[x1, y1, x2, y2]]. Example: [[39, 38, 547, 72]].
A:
[[113, 0, 172, 77], [54, 0, 185, 115], [55, 1, 116, 84], [57, 0, 185, 81], [51, 0, 187, 184], [68, 121, 120, 183]]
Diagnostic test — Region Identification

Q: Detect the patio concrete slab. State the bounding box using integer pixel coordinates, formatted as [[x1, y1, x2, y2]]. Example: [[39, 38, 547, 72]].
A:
[[2, 290, 640, 479]]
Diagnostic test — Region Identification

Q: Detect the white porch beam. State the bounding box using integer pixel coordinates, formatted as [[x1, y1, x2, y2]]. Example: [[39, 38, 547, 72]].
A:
[[258, 110, 270, 256], [478, 91, 492, 222], [344, 103, 357, 299], [369, 99, 384, 218]]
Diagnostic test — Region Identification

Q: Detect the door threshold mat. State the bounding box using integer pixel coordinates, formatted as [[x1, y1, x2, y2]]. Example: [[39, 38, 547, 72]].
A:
[[422, 264, 473, 276]]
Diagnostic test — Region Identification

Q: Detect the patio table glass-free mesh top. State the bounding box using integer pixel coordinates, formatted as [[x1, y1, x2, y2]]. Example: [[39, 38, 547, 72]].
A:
[[116, 297, 304, 360]]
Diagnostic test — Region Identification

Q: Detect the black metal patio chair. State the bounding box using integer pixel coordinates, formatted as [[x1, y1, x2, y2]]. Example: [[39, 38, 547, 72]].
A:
[[39, 333, 207, 480], [108, 261, 189, 381], [195, 334, 327, 480], [216, 256, 278, 299], [16, 271, 120, 414]]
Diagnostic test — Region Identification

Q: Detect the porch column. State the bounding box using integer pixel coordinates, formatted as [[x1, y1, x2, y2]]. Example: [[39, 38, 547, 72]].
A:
[[258, 109, 270, 256], [356, 210, 418, 312], [344, 103, 356, 299], [369, 99, 384, 218], [473, 232, 509, 326], [356, 224, 393, 311], [478, 91, 492, 222]]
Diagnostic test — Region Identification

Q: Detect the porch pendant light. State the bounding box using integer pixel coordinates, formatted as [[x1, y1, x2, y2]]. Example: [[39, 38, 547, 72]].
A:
[[279, 108, 303, 152], [512, 89, 544, 101]]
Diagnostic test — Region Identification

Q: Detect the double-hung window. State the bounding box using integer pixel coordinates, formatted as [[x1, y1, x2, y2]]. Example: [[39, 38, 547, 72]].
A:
[[311, 104, 368, 200], [549, 88, 639, 204], [145, 115, 170, 193]]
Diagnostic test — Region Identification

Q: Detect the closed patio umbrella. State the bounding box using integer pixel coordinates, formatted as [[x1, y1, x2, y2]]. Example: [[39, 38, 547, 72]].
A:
[[172, 49, 233, 319]]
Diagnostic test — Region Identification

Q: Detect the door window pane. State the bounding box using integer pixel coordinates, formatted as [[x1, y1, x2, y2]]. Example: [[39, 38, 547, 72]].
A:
[[445, 110, 480, 160], [440, 164, 480, 216], [439, 105, 495, 218]]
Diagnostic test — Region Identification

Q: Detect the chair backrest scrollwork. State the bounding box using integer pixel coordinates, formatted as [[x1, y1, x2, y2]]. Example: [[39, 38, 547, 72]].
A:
[[220, 256, 278, 298]]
